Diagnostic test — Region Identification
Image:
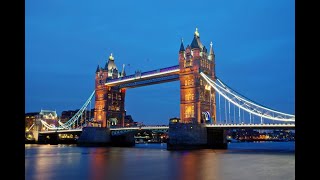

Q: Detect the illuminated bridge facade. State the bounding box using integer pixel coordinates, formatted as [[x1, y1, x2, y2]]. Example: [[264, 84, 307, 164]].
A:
[[36, 28, 294, 134], [94, 28, 217, 127]]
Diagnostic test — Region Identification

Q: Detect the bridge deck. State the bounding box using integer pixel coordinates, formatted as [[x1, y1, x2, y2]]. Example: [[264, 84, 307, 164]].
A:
[[38, 124, 295, 134]]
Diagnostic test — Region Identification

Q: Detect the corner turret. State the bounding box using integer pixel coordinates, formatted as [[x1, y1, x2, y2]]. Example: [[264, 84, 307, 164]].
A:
[[179, 38, 185, 52]]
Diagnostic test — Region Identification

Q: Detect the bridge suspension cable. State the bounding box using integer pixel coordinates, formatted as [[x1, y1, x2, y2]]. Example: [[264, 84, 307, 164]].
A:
[[215, 78, 293, 117], [40, 120, 65, 130], [39, 90, 95, 130], [200, 72, 295, 122], [26, 123, 35, 132], [58, 90, 95, 129], [58, 120, 69, 129]]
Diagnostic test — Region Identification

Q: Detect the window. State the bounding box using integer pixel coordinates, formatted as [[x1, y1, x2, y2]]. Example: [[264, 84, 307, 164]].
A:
[[185, 78, 194, 86], [185, 93, 194, 101], [185, 105, 194, 118]]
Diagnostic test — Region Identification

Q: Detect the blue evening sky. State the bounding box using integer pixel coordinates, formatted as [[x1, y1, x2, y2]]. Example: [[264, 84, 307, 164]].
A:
[[25, 0, 295, 125]]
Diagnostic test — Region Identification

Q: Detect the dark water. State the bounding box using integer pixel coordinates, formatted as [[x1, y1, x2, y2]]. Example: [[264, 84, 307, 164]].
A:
[[25, 142, 295, 180]]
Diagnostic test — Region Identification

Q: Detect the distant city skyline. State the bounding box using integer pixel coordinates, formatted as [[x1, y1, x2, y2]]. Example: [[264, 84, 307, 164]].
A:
[[26, 0, 295, 125]]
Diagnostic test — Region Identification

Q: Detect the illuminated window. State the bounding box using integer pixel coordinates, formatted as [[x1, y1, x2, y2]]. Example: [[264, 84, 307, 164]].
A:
[[185, 106, 189, 118], [185, 105, 194, 118], [185, 79, 194, 86], [185, 93, 194, 101], [191, 106, 194, 117], [184, 56, 193, 68]]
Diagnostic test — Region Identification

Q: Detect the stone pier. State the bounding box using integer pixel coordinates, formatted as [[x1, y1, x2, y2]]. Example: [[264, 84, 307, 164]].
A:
[[167, 122, 227, 150], [77, 127, 111, 146]]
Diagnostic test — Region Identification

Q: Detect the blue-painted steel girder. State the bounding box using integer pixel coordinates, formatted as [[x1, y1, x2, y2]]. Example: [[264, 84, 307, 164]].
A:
[[118, 74, 179, 88]]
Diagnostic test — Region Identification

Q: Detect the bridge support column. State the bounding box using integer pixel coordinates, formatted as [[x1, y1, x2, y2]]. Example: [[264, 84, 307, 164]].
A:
[[77, 127, 111, 146], [167, 123, 208, 150], [111, 132, 135, 147], [37, 132, 59, 144], [167, 123, 228, 150], [206, 128, 228, 149]]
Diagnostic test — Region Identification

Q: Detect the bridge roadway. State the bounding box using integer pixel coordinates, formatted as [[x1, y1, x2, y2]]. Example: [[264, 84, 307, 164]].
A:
[[38, 123, 295, 134]]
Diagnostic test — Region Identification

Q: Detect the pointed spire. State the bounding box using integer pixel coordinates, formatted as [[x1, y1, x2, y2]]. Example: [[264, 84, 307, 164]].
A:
[[106, 53, 117, 70], [203, 46, 207, 53], [195, 27, 200, 37], [179, 38, 185, 52], [121, 64, 126, 77], [191, 27, 204, 49], [208, 41, 214, 61], [96, 65, 100, 72], [109, 53, 114, 61], [209, 41, 214, 55], [191, 36, 200, 49]]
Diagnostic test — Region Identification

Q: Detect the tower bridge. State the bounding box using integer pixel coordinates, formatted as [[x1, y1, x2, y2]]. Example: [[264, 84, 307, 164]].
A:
[[93, 28, 294, 128], [30, 28, 295, 149], [94, 28, 219, 127]]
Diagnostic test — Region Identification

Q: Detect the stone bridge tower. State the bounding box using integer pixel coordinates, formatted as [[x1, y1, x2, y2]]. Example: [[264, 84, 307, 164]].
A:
[[179, 28, 217, 124], [94, 53, 126, 127]]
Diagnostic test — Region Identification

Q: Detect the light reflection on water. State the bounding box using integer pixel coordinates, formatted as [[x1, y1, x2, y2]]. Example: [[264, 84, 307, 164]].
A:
[[25, 142, 294, 180]]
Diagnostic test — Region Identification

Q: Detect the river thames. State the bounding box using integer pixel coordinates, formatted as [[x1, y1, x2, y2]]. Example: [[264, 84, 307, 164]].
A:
[[25, 142, 295, 180]]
